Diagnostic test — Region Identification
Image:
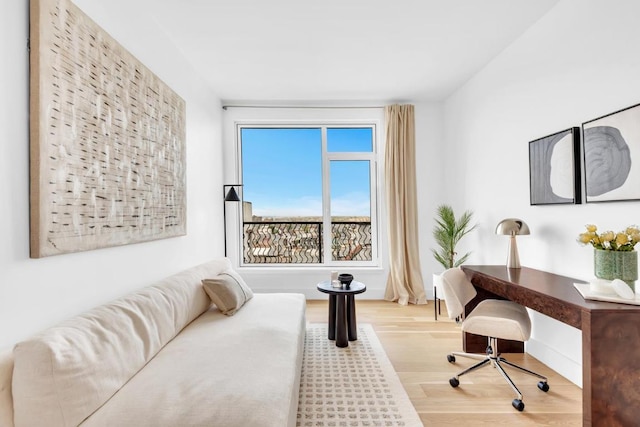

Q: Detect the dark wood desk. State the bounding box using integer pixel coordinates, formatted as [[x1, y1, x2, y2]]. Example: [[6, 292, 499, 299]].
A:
[[462, 265, 640, 427]]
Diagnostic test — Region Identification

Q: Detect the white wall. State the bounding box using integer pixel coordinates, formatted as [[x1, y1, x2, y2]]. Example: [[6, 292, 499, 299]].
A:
[[0, 0, 223, 350], [438, 0, 640, 386], [414, 101, 446, 295]]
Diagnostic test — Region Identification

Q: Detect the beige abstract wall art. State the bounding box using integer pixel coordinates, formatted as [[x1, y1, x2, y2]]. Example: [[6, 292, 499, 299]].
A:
[[29, 0, 187, 258]]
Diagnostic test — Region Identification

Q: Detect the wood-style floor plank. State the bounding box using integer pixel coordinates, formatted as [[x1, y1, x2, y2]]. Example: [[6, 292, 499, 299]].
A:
[[305, 299, 582, 426]]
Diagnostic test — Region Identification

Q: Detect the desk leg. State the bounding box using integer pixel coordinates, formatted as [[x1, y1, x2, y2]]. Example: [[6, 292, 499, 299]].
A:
[[347, 294, 357, 341], [583, 310, 640, 426], [336, 295, 348, 348], [328, 294, 337, 340]]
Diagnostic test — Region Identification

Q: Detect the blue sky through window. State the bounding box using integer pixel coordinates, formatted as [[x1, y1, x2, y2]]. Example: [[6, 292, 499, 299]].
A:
[[330, 160, 371, 218], [327, 128, 373, 152], [241, 127, 372, 217]]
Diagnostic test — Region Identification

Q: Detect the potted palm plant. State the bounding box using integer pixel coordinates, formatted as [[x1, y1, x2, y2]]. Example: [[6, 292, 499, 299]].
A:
[[431, 205, 477, 318], [432, 204, 477, 270]]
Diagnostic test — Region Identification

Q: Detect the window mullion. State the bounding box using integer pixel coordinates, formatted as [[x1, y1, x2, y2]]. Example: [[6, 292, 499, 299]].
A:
[[321, 126, 332, 264]]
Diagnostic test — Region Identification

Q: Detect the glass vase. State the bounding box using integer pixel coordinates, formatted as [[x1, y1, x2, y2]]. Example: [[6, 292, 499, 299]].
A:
[[594, 249, 638, 291]]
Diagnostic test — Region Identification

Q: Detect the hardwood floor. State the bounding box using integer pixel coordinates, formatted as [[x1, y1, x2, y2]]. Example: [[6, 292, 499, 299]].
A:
[[305, 299, 582, 426]]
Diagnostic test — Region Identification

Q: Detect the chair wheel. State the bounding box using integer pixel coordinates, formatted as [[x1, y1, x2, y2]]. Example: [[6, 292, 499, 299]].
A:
[[447, 354, 456, 363], [512, 399, 525, 411], [538, 381, 550, 392], [449, 377, 459, 388]]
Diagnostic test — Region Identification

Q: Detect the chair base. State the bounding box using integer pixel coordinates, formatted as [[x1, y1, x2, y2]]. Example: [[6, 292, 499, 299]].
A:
[[447, 336, 549, 411]]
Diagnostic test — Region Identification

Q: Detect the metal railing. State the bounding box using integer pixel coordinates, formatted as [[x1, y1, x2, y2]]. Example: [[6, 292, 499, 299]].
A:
[[242, 221, 371, 264]]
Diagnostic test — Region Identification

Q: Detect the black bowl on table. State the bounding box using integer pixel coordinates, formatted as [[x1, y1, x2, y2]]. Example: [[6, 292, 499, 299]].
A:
[[338, 273, 353, 287]]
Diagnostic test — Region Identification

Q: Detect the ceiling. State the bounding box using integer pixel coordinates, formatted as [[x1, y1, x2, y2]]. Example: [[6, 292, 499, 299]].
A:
[[138, 0, 560, 103]]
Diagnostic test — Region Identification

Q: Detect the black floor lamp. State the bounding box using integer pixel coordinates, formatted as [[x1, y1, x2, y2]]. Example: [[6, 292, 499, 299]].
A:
[[223, 184, 242, 257]]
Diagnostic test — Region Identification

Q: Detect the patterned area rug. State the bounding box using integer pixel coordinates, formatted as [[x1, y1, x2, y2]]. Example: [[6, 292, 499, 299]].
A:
[[297, 324, 423, 427]]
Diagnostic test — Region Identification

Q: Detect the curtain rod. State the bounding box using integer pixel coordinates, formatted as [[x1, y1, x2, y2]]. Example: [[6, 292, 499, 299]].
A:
[[221, 105, 386, 110]]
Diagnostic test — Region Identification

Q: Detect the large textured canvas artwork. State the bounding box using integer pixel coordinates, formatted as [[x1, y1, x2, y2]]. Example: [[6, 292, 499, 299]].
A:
[[29, 0, 186, 258], [582, 103, 640, 203], [529, 127, 581, 205]]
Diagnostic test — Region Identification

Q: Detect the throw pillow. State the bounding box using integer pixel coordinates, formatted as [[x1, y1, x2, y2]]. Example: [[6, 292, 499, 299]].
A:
[[202, 270, 253, 315]]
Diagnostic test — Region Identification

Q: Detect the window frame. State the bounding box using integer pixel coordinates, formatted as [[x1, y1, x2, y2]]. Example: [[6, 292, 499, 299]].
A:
[[235, 120, 380, 268]]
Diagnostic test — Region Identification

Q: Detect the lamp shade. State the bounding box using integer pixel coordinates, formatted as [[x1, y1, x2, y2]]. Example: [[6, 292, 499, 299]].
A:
[[495, 218, 530, 236], [224, 186, 240, 202]]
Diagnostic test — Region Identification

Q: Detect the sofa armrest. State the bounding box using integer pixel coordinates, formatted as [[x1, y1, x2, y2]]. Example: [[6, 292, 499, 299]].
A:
[[0, 350, 14, 427]]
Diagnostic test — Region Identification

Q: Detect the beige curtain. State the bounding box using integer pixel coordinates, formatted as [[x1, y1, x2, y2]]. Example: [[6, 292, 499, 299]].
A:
[[384, 104, 427, 305]]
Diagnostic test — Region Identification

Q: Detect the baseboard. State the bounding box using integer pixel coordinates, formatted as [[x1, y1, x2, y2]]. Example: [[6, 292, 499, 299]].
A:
[[526, 338, 582, 388]]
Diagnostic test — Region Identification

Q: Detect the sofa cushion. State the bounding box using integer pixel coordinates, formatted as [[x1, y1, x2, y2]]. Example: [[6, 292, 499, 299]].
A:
[[12, 259, 230, 427], [202, 269, 253, 315], [81, 293, 306, 427]]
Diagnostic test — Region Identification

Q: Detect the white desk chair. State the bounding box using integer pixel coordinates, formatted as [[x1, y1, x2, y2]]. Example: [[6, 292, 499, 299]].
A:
[[440, 267, 549, 411]]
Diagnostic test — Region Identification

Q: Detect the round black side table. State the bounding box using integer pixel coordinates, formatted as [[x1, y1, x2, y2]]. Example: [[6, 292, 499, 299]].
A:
[[316, 280, 366, 347]]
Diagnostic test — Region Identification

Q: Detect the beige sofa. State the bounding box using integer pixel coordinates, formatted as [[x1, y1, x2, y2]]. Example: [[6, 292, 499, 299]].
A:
[[0, 259, 306, 427]]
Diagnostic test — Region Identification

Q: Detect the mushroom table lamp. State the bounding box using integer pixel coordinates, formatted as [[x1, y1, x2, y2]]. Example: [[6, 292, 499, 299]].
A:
[[495, 218, 530, 269]]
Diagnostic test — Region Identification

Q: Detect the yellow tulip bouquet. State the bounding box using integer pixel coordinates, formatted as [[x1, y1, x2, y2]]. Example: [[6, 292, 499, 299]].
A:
[[578, 224, 640, 251]]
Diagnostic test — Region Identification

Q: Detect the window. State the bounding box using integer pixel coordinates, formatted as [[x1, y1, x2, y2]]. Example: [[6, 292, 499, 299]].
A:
[[239, 124, 378, 266]]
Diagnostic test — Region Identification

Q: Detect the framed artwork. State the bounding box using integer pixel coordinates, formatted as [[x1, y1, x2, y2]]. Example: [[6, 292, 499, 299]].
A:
[[29, 0, 186, 258], [529, 127, 581, 205], [582, 103, 640, 203]]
